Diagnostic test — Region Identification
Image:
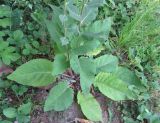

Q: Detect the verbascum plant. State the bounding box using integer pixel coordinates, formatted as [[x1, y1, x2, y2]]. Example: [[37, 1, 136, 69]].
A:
[[7, 0, 145, 122]]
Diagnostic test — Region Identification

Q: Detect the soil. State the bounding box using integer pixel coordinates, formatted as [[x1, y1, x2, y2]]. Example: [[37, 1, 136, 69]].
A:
[[30, 90, 123, 123]]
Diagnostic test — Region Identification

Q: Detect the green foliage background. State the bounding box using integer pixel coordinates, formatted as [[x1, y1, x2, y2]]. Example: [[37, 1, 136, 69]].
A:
[[0, 0, 160, 123]]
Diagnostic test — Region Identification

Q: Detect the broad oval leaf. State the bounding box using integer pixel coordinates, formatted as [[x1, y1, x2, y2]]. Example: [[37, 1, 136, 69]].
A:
[[44, 82, 74, 111], [94, 72, 136, 101], [95, 54, 118, 73], [77, 92, 102, 121], [7, 59, 55, 87], [3, 108, 17, 118]]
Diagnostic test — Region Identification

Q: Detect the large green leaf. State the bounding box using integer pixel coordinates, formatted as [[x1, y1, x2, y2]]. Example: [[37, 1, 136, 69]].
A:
[[84, 18, 112, 41], [94, 54, 118, 73], [52, 54, 69, 76], [44, 82, 74, 111], [94, 72, 136, 101], [77, 92, 102, 121], [7, 59, 55, 87]]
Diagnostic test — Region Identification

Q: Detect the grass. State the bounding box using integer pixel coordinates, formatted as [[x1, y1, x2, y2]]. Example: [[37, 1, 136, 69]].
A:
[[119, 0, 160, 48]]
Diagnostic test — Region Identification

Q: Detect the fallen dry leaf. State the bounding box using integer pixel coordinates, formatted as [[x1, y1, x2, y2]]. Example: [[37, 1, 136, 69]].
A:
[[75, 118, 94, 123], [0, 64, 13, 76]]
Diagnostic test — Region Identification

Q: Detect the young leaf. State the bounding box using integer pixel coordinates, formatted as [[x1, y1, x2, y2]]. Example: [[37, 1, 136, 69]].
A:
[[60, 37, 69, 46], [7, 59, 55, 87], [67, 0, 105, 25], [3, 108, 17, 118], [80, 0, 105, 25], [52, 54, 69, 76], [94, 72, 136, 101], [94, 54, 118, 73], [11, 85, 28, 96], [44, 82, 74, 111], [77, 92, 102, 121]]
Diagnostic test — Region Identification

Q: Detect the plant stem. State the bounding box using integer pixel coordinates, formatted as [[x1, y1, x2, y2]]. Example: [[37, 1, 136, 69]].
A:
[[64, 0, 70, 59]]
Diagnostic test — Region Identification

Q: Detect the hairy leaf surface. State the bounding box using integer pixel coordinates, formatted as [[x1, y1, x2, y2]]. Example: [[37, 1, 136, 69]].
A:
[[95, 54, 118, 73], [44, 82, 74, 111], [8, 59, 55, 87], [94, 72, 136, 101], [77, 92, 102, 121]]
